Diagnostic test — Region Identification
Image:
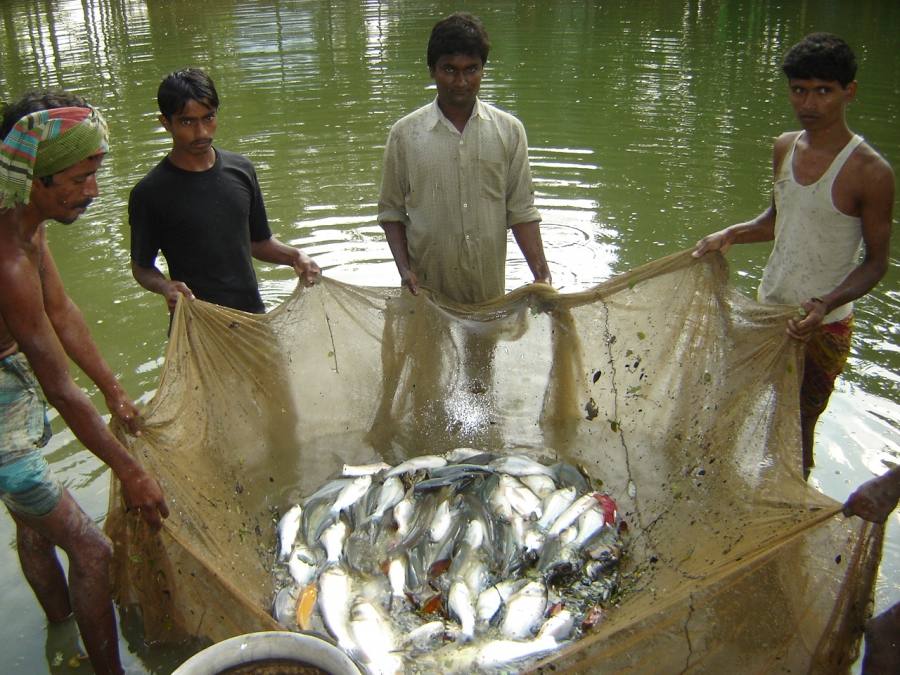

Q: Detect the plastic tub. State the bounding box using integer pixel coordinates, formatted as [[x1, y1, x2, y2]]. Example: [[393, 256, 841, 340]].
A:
[[171, 631, 362, 675]]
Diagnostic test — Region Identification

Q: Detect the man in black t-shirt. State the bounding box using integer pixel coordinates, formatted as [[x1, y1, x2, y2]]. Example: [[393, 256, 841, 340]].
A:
[[129, 68, 319, 315]]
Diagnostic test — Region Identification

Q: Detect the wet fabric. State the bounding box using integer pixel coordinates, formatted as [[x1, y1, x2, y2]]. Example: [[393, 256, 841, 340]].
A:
[[105, 250, 880, 672], [0, 354, 60, 517], [0, 105, 108, 207], [0, 353, 52, 460], [378, 97, 541, 303], [129, 149, 271, 314], [801, 315, 854, 419], [0, 452, 62, 517], [759, 132, 864, 324]]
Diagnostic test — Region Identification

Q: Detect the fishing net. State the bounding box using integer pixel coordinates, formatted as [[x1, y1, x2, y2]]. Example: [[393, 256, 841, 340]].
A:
[[105, 249, 881, 673]]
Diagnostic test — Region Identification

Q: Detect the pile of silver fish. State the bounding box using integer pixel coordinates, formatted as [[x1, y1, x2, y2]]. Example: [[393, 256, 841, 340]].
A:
[[271, 448, 625, 674]]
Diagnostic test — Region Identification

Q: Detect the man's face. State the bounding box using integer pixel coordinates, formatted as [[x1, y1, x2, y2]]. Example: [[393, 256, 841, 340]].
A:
[[160, 98, 217, 156], [787, 78, 856, 131], [431, 53, 484, 111], [32, 154, 104, 224]]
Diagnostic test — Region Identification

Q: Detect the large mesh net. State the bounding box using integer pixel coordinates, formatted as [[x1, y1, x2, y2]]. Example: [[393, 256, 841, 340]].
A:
[[105, 250, 881, 672]]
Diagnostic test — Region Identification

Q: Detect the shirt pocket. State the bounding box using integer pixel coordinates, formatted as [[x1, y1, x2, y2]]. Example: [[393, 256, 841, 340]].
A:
[[479, 159, 505, 201]]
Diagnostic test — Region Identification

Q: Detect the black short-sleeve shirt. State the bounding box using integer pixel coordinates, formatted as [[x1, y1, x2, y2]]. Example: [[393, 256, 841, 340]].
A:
[[129, 148, 272, 313]]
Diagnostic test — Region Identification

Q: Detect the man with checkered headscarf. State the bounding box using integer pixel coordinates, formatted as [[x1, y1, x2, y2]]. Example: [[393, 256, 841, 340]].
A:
[[0, 90, 168, 675]]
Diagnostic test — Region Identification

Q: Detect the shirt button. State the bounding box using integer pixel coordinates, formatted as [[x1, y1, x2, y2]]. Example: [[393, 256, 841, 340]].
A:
[[463, 203, 468, 209]]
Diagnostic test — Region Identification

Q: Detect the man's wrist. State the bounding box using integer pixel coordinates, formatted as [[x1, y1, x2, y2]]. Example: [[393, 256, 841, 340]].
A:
[[810, 297, 829, 313]]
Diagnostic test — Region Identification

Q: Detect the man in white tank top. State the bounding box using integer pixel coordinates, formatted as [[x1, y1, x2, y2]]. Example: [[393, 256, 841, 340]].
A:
[[696, 35, 895, 669], [693, 33, 894, 479]]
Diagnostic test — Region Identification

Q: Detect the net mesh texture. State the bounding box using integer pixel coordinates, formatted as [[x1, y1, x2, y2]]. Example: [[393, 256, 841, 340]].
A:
[[105, 250, 881, 673]]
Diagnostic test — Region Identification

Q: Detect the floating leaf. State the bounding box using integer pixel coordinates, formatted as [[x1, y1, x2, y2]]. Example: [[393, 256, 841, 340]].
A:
[[585, 398, 599, 420], [637, 331, 646, 340]]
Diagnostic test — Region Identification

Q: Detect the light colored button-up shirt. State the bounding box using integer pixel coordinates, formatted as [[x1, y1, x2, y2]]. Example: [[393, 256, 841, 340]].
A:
[[378, 97, 541, 303]]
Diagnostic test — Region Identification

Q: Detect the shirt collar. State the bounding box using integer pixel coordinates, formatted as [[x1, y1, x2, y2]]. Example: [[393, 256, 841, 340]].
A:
[[427, 96, 491, 130]]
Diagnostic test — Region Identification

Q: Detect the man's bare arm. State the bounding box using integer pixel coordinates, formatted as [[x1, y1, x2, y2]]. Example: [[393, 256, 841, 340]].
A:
[[0, 245, 168, 528], [39, 237, 140, 433], [131, 260, 194, 311], [250, 236, 320, 286], [382, 221, 419, 294], [843, 465, 900, 524], [693, 133, 794, 257], [510, 221, 552, 285]]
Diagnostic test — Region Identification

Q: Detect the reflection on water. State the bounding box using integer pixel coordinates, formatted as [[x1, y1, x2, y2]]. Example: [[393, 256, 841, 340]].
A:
[[0, 0, 898, 672]]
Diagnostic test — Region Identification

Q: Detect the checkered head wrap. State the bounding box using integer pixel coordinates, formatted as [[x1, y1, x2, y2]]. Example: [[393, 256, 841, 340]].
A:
[[0, 105, 109, 208]]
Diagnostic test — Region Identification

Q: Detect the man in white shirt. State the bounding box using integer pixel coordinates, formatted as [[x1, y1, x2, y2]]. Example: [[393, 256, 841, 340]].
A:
[[378, 12, 551, 304]]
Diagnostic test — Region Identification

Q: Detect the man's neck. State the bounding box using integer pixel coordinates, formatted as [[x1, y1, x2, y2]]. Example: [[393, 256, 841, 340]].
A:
[[801, 119, 853, 151], [438, 100, 476, 133], [1, 204, 43, 243], [168, 147, 216, 172]]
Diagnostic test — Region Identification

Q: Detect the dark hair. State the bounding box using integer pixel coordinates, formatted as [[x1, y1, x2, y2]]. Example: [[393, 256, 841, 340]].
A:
[[782, 33, 857, 87], [1, 90, 91, 185], [157, 67, 219, 120], [427, 12, 491, 70]]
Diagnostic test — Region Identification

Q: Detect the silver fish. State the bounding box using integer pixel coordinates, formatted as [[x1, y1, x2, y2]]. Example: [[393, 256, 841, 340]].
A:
[[488, 455, 555, 478], [372, 476, 405, 520], [388, 555, 406, 598], [537, 609, 576, 641], [428, 499, 453, 543], [350, 600, 403, 675], [402, 620, 446, 652], [537, 486, 577, 531], [288, 547, 317, 587], [521, 473, 557, 499], [302, 478, 352, 507], [385, 455, 447, 476], [476, 579, 524, 626], [501, 580, 547, 639], [330, 475, 373, 515], [475, 585, 504, 625], [573, 506, 607, 548], [321, 519, 348, 562], [272, 586, 298, 626], [318, 565, 355, 653], [476, 636, 559, 669], [500, 474, 543, 520], [442, 447, 483, 463], [342, 461, 391, 476], [277, 504, 303, 560], [448, 580, 476, 640], [548, 493, 597, 536], [393, 496, 415, 537]]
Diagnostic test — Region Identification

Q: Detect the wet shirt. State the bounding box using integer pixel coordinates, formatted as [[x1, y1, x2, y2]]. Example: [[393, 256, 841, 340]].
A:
[[758, 133, 864, 324], [129, 148, 271, 313], [378, 98, 541, 304]]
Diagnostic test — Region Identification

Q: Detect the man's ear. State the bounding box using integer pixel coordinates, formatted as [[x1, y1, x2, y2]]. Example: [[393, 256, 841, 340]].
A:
[[844, 80, 858, 102], [158, 114, 171, 132]]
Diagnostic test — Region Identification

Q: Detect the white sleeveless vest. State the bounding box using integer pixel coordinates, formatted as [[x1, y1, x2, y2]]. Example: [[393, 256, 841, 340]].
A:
[[758, 133, 864, 324]]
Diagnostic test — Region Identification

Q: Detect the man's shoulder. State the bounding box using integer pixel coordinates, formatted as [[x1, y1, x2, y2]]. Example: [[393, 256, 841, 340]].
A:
[[852, 138, 894, 177], [130, 156, 172, 199], [478, 101, 527, 134], [391, 101, 435, 130], [216, 147, 252, 165]]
